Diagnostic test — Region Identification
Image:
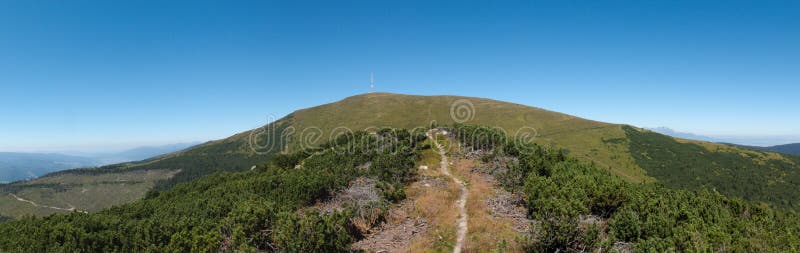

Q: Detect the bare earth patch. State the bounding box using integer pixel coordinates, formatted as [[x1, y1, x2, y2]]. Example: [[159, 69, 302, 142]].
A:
[[351, 203, 428, 253], [304, 177, 381, 214], [417, 176, 449, 189], [485, 189, 532, 233]]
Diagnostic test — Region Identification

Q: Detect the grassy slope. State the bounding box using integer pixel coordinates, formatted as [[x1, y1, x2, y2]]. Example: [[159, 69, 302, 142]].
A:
[[0, 118, 291, 218], [0, 169, 178, 218], [287, 93, 646, 181], [3, 92, 799, 218], [287, 94, 800, 208]]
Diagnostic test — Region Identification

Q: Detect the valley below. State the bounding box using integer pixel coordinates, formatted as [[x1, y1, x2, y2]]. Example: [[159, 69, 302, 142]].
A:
[[0, 169, 179, 218], [1, 93, 799, 252]]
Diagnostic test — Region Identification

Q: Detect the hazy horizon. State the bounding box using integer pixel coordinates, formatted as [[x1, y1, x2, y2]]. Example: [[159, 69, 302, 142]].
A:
[[2, 93, 798, 153], [0, 141, 202, 155], [2, 1, 798, 151]]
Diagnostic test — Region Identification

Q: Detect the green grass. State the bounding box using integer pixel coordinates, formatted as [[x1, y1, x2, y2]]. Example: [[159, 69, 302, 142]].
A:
[[0, 169, 178, 218], [6, 92, 800, 219], [281, 93, 651, 181], [416, 139, 441, 170], [70, 92, 649, 198], [0, 129, 424, 252], [456, 125, 800, 251]]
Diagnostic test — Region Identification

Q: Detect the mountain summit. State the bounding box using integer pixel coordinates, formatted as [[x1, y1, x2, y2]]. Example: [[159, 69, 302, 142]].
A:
[[2, 93, 800, 219]]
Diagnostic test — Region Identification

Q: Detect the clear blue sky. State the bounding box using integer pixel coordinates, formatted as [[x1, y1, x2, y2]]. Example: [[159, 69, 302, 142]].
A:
[[1, 0, 798, 151]]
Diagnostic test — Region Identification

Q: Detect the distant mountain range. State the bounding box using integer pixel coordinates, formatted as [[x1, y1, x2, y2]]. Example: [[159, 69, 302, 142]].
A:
[[729, 143, 800, 156], [2, 93, 799, 253], [648, 127, 800, 156], [72, 142, 202, 165], [0, 153, 98, 183], [647, 127, 721, 143], [4, 93, 800, 219], [0, 143, 198, 183]]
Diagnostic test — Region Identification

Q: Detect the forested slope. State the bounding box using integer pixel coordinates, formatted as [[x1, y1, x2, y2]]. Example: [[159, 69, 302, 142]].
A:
[[624, 126, 800, 209], [2, 125, 799, 252], [0, 129, 425, 252]]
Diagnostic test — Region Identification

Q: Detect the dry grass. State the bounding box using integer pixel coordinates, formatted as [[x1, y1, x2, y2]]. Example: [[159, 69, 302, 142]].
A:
[[406, 176, 461, 253], [406, 140, 462, 252], [408, 137, 526, 253], [451, 158, 525, 253], [352, 207, 384, 235], [385, 207, 409, 225]]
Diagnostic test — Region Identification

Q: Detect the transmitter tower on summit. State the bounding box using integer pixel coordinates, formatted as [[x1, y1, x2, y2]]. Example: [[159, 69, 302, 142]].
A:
[[370, 72, 375, 93]]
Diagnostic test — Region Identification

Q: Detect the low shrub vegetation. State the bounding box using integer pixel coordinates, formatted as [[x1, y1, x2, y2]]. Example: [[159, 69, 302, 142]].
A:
[[0, 129, 425, 252], [453, 124, 800, 252]]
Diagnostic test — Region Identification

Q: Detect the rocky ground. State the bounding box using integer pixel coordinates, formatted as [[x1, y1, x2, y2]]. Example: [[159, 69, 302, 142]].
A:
[[351, 203, 428, 253], [485, 189, 532, 233], [305, 177, 381, 214]]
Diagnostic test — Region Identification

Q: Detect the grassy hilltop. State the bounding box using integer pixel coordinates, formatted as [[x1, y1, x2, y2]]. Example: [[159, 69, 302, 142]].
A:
[[3, 93, 800, 219]]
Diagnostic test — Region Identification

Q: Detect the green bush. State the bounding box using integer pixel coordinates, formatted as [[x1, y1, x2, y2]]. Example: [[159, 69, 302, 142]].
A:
[[529, 215, 581, 252], [0, 128, 425, 252], [452, 124, 800, 252], [272, 211, 354, 252], [610, 207, 642, 241], [624, 125, 800, 209]]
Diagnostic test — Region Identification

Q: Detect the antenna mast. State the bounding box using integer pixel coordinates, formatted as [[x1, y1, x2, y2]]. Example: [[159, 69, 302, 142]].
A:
[[370, 72, 375, 93]]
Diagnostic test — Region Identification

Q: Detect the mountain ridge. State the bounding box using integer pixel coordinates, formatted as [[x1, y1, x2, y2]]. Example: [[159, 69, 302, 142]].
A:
[[0, 152, 98, 183], [729, 143, 800, 156], [649, 126, 800, 148], [2, 92, 800, 219], [648, 126, 800, 156], [0, 143, 199, 183]]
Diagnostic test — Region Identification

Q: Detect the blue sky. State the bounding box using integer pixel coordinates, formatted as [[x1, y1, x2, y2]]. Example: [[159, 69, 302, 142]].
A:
[[1, 0, 798, 151]]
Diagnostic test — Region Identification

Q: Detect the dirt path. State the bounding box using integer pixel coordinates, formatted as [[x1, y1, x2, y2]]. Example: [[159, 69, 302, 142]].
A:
[[428, 131, 468, 253], [8, 193, 87, 213]]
